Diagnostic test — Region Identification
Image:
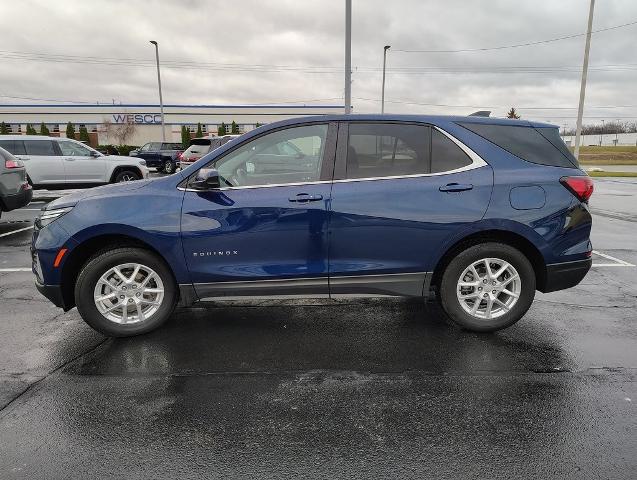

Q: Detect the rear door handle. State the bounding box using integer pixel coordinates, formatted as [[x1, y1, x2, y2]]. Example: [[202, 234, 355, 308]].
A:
[[439, 183, 473, 192], [288, 193, 323, 203]]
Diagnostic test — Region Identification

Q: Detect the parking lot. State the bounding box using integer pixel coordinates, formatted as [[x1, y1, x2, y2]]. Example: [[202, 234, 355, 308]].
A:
[[0, 176, 635, 478]]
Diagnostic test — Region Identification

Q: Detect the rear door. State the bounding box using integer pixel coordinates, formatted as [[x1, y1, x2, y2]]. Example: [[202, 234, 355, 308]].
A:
[[20, 140, 66, 184], [58, 140, 106, 183], [328, 122, 493, 297]]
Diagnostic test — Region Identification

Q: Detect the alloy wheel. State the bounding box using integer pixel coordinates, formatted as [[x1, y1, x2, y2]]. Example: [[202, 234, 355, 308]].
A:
[[456, 257, 521, 320], [93, 263, 164, 324]]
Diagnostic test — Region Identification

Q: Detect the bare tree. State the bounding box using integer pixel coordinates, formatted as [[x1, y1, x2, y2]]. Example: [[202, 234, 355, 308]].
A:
[[103, 117, 137, 145]]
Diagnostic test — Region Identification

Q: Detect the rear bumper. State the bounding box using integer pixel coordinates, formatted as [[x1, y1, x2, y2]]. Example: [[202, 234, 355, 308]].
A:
[[541, 258, 592, 293], [1, 184, 32, 212], [35, 280, 70, 310]]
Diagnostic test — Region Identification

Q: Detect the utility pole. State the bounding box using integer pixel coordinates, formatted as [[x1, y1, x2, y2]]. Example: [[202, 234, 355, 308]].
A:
[[381, 45, 391, 114], [344, 0, 352, 114], [574, 0, 595, 159], [150, 40, 166, 141]]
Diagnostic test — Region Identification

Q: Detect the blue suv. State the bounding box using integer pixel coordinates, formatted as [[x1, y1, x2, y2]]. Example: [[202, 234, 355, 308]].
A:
[[31, 115, 593, 336]]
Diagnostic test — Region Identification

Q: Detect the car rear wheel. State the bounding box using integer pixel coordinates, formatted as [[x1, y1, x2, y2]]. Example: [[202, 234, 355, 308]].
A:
[[114, 170, 141, 183], [163, 160, 174, 174], [438, 243, 535, 332], [75, 247, 177, 336]]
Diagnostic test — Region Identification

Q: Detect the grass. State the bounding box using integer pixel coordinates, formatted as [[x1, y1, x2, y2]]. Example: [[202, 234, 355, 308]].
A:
[[574, 145, 637, 165], [587, 171, 637, 178]]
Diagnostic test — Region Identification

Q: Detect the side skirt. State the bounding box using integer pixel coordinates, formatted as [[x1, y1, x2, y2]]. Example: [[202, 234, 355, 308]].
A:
[[178, 272, 432, 306]]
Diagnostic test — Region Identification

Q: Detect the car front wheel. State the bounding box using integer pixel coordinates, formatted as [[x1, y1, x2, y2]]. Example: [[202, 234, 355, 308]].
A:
[[438, 243, 536, 332], [75, 247, 177, 336]]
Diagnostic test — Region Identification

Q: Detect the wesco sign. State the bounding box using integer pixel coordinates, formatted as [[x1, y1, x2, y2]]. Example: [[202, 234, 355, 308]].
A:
[[112, 113, 163, 124]]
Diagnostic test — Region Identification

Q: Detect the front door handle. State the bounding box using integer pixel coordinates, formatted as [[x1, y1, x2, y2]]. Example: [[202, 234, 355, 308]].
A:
[[439, 183, 473, 192], [64, 157, 76, 161], [288, 193, 323, 203]]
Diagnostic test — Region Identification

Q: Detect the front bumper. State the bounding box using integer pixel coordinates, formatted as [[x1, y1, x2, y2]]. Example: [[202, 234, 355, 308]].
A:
[[1, 184, 32, 211], [542, 258, 592, 293], [35, 280, 69, 310]]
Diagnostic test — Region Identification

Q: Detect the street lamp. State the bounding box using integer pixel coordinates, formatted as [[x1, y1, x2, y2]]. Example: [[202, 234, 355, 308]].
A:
[[600, 119, 604, 146], [381, 45, 391, 114], [150, 40, 166, 141]]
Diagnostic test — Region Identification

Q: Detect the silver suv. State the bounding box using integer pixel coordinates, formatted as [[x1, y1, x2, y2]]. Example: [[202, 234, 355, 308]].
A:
[[0, 136, 149, 187], [0, 146, 32, 218]]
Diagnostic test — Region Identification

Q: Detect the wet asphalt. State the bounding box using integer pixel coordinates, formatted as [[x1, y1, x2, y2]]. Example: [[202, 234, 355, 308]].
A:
[[0, 177, 635, 479]]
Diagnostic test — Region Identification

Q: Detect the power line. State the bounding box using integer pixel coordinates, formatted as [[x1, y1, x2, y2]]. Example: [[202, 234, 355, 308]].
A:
[[394, 19, 637, 53]]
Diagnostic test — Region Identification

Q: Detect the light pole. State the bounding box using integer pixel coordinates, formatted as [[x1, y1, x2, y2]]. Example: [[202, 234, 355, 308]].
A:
[[381, 45, 391, 114], [344, 0, 352, 114], [574, 0, 595, 159], [150, 40, 166, 141], [615, 118, 620, 145], [600, 119, 604, 146]]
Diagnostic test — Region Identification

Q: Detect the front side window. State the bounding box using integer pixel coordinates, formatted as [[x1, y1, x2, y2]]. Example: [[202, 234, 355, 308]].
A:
[[346, 123, 430, 179], [58, 141, 92, 156], [148, 142, 162, 151], [24, 140, 56, 156], [207, 124, 327, 187]]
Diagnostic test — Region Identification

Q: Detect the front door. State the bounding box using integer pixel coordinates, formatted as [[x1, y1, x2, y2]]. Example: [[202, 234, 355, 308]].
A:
[[180, 122, 336, 300], [58, 140, 105, 183], [328, 122, 494, 297]]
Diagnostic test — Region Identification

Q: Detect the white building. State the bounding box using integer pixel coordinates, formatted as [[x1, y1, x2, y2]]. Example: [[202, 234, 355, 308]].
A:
[[562, 132, 637, 147], [0, 103, 344, 146]]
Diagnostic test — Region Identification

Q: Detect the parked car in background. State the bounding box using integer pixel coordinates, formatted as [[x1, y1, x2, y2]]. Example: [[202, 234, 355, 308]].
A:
[[0, 136, 149, 187], [179, 135, 241, 168], [0, 146, 32, 218], [31, 114, 593, 337], [129, 142, 183, 174]]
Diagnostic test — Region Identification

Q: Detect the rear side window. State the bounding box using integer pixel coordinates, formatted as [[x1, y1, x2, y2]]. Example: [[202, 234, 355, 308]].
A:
[[24, 140, 56, 156], [346, 123, 430, 179], [0, 140, 26, 155], [458, 122, 578, 168], [431, 130, 472, 173]]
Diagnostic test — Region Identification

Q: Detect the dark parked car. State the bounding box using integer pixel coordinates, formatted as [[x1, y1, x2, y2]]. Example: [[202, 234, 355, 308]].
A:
[[32, 114, 593, 337], [130, 142, 183, 174], [0, 146, 32, 218]]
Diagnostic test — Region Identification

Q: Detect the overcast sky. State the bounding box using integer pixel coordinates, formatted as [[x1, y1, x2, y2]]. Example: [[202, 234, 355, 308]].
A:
[[1, 0, 636, 127]]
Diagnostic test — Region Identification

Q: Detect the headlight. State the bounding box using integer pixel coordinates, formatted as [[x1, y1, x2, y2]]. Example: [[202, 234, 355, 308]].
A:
[[138, 160, 147, 166], [36, 206, 74, 228]]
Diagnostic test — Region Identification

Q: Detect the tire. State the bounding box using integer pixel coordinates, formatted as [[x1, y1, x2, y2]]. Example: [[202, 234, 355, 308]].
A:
[[75, 247, 177, 337], [163, 160, 174, 174], [438, 242, 536, 332], [113, 170, 141, 183]]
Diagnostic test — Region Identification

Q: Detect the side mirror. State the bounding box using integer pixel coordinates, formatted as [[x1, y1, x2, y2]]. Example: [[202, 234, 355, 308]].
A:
[[129, 150, 138, 156], [191, 168, 221, 190], [90, 150, 101, 157]]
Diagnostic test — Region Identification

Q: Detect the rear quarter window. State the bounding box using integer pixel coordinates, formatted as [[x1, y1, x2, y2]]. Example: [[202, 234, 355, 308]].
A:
[[458, 122, 578, 168], [0, 140, 26, 155]]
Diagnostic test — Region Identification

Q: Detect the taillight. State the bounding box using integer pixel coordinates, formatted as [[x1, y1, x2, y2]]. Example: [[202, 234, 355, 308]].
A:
[[560, 176, 594, 202], [177, 152, 183, 160], [5, 158, 23, 169]]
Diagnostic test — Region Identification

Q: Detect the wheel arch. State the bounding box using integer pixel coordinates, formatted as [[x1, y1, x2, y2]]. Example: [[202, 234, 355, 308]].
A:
[[109, 166, 143, 183], [430, 229, 548, 295], [60, 233, 178, 310]]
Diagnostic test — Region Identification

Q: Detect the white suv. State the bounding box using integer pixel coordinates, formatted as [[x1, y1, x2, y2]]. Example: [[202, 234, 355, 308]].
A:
[[0, 136, 149, 187]]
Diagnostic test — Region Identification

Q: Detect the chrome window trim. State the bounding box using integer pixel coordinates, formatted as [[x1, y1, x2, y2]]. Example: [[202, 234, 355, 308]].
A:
[[179, 125, 487, 192]]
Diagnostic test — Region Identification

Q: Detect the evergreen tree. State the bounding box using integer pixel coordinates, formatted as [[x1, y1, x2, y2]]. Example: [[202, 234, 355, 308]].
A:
[[26, 124, 37, 135], [181, 125, 190, 147], [231, 121, 240, 134], [0, 122, 10, 135], [79, 125, 90, 143], [255, 122, 263, 128], [506, 108, 520, 119], [196, 123, 203, 137], [218, 122, 227, 136], [66, 122, 76, 139], [40, 122, 50, 136]]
